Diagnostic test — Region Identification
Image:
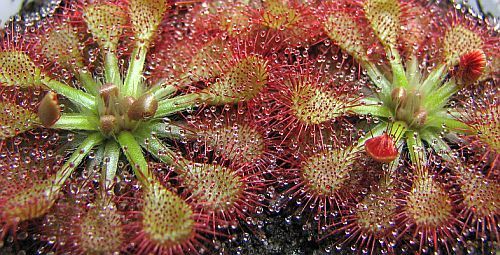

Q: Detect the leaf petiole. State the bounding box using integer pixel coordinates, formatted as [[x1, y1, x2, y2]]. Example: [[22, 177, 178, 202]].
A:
[[155, 93, 201, 118], [388, 47, 408, 89], [406, 131, 426, 172], [123, 43, 148, 97], [117, 131, 152, 186], [102, 140, 121, 190], [42, 78, 97, 112], [104, 51, 122, 86], [54, 132, 104, 186], [52, 114, 99, 131]]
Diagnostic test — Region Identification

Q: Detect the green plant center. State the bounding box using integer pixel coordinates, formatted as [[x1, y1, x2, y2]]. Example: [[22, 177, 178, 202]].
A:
[[97, 84, 158, 137], [390, 87, 427, 129]]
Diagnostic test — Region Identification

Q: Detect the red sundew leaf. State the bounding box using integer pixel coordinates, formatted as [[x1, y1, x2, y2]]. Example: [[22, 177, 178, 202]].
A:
[[363, 0, 401, 49], [443, 25, 483, 65], [0, 101, 38, 139], [126, 181, 213, 255], [0, 51, 43, 87], [203, 56, 268, 105], [39, 23, 84, 68], [83, 2, 127, 49], [364, 133, 398, 163], [128, 0, 168, 42]]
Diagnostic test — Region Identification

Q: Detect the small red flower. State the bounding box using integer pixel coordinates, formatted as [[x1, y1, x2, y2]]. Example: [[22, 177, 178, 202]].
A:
[[364, 133, 398, 163]]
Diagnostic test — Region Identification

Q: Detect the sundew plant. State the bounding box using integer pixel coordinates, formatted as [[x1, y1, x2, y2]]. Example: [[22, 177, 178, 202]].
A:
[[0, 0, 498, 254]]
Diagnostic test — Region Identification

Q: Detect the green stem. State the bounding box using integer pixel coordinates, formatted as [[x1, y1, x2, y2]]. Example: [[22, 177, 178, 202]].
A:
[[117, 131, 151, 186], [143, 135, 178, 166], [54, 132, 104, 185], [149, 78, 179, 100], [42, 78, 97, 112], [420, 129, 453, 161], [77, 70, 100, 95], [134, 123, 182, 166], [364, 62, 391, 97], [153, 84, 178, 100], [386, 144, 403, 181], [102, 140, 120, 190], [52, 114, 99, 131], [420, 64, 446, 95], [357, 122, 388, 146], [149, 73, 193, 100], [405, 55, 421, 87], [406, 131, 426, 172], [86, 144, 105, 175], [142, 121, 196, 140], [155, 93, 201, 118], [123, 43, 148, 97], [423, 80, 458, 112], [349, 103, 391, 118], [104, 51, 122, 86], [388, 121, 408, 143], [388, 47, 408, 88], [425, 112, 472, 134]]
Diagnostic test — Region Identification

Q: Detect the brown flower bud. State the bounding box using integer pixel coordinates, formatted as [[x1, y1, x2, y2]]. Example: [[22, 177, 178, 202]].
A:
[[391, 87, 407, 109], [38, 92, 61, 127], [127, 93, 158, 120], [100, 115, 116, 135], [99, 83, 119, 105]]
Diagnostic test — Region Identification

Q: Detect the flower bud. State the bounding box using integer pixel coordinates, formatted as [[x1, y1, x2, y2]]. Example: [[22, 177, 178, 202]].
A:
[[38, 92, 61, 127], [127, 93, 158, 120], [100, 115, 116, 135], [99, 83, 119, 105], [412, 109, 427, 128], [391, 87, 407, 108]]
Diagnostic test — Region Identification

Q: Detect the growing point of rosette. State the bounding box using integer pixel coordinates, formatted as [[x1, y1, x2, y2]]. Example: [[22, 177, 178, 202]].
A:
[[322, 0, 497, 169]]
